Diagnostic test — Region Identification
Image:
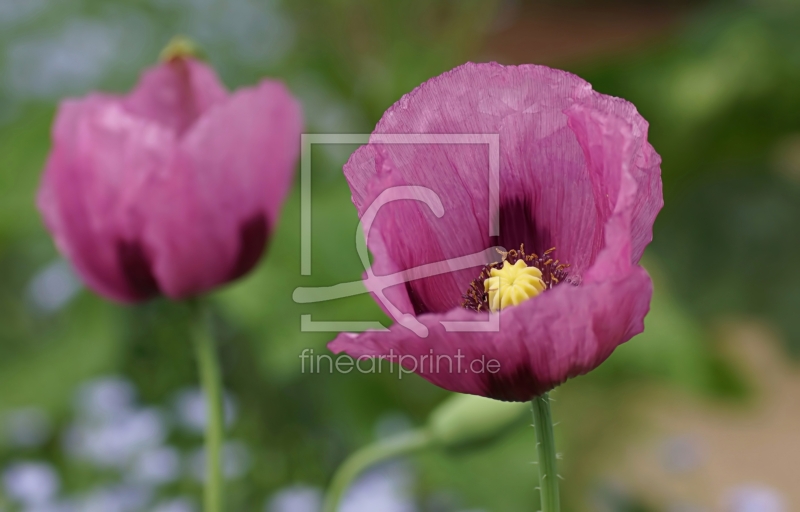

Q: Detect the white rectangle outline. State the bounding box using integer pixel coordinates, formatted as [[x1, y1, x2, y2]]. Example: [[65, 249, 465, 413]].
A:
[[300, 133, 501, 333]]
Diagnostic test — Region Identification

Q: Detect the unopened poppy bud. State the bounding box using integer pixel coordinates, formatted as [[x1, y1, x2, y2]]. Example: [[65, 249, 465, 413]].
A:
[[38, 41, 302, 302], [427, 393, 529, 449]]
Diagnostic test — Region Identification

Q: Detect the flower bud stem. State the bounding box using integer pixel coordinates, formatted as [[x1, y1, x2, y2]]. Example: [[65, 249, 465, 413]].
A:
[[192, 302, 224, 512], [532, 393, 560, 512], [323, 429, 433, 512]]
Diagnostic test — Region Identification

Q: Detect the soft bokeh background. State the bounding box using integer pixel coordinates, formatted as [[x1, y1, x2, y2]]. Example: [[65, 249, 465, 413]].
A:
[[1, 0, 800, 511]]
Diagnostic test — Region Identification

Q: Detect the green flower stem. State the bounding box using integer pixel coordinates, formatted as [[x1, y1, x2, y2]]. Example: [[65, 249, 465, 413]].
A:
[[531, 393, 560, 512], [192, 303, 224, 512], [323, 429, 433, 512]]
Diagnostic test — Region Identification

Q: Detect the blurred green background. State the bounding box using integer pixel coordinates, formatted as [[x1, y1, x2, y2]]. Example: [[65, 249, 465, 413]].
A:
[[1, 0, 800, 511]]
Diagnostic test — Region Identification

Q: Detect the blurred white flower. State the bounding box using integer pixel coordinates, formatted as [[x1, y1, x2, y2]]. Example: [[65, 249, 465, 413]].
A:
[[80, 484, 153, 512], [266, 459, 416, 512], [266, 485, 322, 512], [723, 485, 787, 512], [151, 497, 197, 512], [75, 377, 137, 422], [6, 19, 120, 99], [65, 408, 168, 469], [129, 446, 181, 485], [341, 462, 416, 512], [21, 501, 77, 512], [173, 388, 237, 434], [2, 461, 60, 506], [25, 259, 82, 314], [3, 408, 52, 448], [188, 441, 251, 481], [0, 0, 49, 27]]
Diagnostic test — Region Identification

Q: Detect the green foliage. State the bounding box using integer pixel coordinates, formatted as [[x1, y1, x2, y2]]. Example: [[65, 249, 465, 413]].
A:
[[594, 258, 749, 400], [0, 0, 798, 510]]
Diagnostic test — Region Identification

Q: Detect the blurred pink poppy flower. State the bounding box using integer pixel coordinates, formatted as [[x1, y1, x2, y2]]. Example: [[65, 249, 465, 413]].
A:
[[37, 56, 302, 302], [329, 62, 663, 401]]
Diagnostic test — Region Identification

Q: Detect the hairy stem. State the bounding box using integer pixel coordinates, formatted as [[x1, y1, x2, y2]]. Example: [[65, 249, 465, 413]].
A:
[[532, 393, 560, 512]]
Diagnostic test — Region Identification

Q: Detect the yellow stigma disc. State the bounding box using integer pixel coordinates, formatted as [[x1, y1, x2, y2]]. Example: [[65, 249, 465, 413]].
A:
[[483, 259, 546, 312]]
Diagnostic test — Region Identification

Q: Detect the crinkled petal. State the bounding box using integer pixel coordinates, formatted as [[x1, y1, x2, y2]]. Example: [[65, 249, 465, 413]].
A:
[[343, 62, 661, 314], [332, 113, 654, 400], [332, 63, 663, 399], [330, 266, 652, 401], [349, 147, 485, 315]]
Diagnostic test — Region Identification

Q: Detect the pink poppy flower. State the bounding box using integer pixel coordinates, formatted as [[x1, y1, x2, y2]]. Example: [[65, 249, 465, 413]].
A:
[[37, 56, 302, 302], [329, 63, 662, 401]]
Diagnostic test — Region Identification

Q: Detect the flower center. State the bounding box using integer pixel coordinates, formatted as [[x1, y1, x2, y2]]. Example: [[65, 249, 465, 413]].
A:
[[484, 260, 546, 312], [461, 245, 572, 313]]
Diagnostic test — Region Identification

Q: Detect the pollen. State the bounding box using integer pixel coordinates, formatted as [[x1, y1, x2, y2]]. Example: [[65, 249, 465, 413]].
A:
[[484, 260, 546, 312]]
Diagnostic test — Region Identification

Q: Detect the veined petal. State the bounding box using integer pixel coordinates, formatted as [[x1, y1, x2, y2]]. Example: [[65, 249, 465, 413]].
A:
[[344, 62, 661, 313], [332, 62, 663, 400], [330, 265, 652, 402]]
